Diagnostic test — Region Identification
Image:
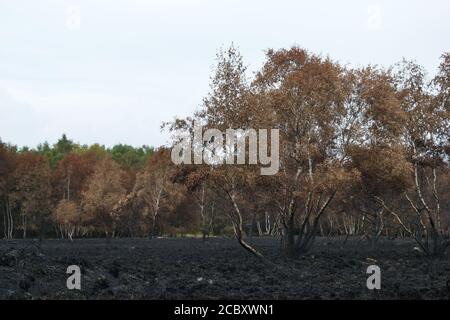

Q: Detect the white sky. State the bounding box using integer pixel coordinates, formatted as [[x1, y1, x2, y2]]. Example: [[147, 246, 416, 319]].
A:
[[1, 0, 449, 148]]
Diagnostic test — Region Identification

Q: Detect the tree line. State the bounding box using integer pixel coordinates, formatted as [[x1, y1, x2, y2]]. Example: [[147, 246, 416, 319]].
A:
[[1, 46, 449, 258]]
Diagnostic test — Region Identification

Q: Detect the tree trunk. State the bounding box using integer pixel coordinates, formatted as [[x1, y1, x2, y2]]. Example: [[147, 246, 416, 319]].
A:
[[22, 214, 27, 239], [149, 214, 158, 239], [227, 191, 265, 260]]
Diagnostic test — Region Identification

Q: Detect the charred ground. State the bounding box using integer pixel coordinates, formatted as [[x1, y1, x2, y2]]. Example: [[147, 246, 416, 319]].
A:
[[0, 237, 449, 300]]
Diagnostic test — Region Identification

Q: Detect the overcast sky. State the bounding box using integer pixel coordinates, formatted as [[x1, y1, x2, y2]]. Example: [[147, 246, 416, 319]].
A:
[[1, 0, 449, 148]]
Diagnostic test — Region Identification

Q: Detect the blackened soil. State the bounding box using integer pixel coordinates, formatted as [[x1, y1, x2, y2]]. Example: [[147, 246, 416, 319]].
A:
[[0, 237, 449, 300]]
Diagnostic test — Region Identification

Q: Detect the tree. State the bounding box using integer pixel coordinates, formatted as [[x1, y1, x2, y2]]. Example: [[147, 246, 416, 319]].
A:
[[37, 134, 78, 168], [52, 151, 99, 204], [349, 145, 412, 246], [82, 157, 126, 237], [376, 57, 450, 256], [12, 152, 52, 239], [345, 66, 409, 247], [192, 181, 216, 240], [132, 148, 180, 238], [109, 144, 153, 169], [52, 199, 79, 241], [167, 46, 268, 257], [253, 47, 358, 256], [0, 141, 16, 239]]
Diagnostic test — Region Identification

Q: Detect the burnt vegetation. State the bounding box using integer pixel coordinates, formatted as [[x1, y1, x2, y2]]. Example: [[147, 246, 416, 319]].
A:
[[0, 46, 449, 298]]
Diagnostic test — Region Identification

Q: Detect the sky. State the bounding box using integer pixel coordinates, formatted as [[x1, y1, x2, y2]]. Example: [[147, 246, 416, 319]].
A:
[[0, 0, 449, 148]]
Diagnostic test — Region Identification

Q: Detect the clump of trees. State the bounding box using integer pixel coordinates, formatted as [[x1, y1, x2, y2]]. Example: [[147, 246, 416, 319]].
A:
[[167, 46, 449, 257], [0, 46, 448, 258]]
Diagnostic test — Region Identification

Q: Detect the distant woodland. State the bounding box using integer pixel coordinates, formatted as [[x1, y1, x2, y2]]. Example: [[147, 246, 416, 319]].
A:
[[1, 46, 449, 257]]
